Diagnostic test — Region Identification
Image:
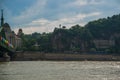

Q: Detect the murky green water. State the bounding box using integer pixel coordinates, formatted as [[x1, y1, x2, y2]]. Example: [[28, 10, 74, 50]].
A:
[[0, 61, 120, 80]]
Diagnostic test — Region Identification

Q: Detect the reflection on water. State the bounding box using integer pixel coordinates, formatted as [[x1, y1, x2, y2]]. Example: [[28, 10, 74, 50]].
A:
[[0, 61, 120, 80]]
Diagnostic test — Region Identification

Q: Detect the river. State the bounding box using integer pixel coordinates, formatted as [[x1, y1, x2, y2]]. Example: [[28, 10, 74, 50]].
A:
[[0, 61, 120, 80]]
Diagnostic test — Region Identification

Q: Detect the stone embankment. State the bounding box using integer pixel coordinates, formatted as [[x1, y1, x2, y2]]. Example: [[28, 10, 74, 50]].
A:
[[13, 51, 120, 61]]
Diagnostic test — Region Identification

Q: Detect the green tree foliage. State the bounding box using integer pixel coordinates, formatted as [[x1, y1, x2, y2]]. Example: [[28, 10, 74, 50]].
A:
[[52, 28, 71, 52], [86, 14, 120, 39], [21, 13, 120, 53], [37, 33, 52, 52]]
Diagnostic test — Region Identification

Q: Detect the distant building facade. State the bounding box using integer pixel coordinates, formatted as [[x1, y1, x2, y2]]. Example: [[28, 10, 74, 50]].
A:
[[93, 39, 115, 49], [1, 9, 23, 49]]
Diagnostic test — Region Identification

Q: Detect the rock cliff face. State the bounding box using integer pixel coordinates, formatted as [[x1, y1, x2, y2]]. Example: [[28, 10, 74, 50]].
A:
[[51, 28, 92, 52], [51, 28, 66, 52], [20, 13, 120, 53], [51, 27, 117, 53]]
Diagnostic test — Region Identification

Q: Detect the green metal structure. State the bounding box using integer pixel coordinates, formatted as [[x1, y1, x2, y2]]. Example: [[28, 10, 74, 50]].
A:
[[0, 9, 15, 60], [0, 26, 15, 57]]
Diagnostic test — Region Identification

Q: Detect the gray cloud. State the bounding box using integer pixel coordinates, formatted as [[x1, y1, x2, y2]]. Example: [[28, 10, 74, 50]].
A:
[[1, 0, 120, 34], [10, 0, 47, 27]]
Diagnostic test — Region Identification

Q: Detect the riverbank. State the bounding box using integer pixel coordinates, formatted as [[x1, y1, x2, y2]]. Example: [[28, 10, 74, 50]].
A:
[[0, 57, 10, 62], [12, 51, 120, 61], [0, 53, 10, 62]]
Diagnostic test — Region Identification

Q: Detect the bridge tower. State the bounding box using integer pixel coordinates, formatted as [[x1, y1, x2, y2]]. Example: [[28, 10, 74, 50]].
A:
[[1, 9, 4, 26], [0, 9, 11, 61]]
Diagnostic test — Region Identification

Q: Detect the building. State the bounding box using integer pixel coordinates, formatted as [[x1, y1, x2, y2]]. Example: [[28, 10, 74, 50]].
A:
[[93, 39, 115, 49], [1, 9, 23, 49]]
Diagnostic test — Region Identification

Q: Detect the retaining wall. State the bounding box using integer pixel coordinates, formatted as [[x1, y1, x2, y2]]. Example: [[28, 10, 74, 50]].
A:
[[13, 51, 120, 61]]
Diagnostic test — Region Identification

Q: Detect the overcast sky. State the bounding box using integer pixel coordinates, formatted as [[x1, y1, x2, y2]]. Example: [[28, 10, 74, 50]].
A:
[[0, 0, 120, 34]]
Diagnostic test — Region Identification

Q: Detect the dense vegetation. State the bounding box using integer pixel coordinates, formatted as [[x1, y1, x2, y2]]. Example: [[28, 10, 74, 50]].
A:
[[19, 14, 120, 54]]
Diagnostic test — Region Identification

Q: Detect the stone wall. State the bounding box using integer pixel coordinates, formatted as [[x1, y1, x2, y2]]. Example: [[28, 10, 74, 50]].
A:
[[13, 51, 120, 61]]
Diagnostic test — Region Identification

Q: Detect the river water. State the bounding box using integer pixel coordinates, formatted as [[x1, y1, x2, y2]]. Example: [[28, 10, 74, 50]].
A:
[[0, 61, 120, 80]]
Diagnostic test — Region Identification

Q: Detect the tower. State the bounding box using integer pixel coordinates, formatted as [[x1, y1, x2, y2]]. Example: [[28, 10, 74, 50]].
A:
[[1, 9, 4, 26], [17, 28, 23, 37]]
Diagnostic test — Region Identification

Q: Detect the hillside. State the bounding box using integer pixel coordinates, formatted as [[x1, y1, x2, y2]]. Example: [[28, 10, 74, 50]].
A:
[[21, 14, 120, 54], [86, 14, 120, 39]]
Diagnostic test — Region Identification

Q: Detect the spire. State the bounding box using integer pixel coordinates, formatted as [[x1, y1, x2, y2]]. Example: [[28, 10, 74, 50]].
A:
[[1, 9, 4, 26]]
